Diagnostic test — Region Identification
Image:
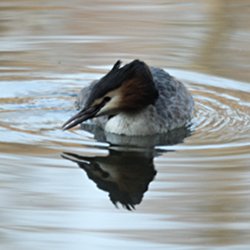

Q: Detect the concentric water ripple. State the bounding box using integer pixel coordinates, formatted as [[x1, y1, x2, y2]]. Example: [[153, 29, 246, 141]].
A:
[[156, 69, 250, 153], [0, 68, 250, 155], [193, 85, 250, 142]]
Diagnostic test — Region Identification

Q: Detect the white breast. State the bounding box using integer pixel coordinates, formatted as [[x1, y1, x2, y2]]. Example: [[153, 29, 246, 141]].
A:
[[104, 105, 169, 136]]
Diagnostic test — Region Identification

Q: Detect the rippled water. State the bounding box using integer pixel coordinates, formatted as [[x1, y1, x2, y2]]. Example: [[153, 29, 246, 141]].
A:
[[1, 1, 250, 249]]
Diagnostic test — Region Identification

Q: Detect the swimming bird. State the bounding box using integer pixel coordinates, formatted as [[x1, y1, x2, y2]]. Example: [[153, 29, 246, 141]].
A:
[[62, 60, 194, 136]]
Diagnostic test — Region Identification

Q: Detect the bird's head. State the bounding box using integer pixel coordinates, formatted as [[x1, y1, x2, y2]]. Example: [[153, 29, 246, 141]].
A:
[[62, 60, 159, 130]]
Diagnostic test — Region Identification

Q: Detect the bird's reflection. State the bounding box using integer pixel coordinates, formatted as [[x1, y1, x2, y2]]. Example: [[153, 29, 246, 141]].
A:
[[62, 126, 192, 210], [62, 149, 156, 210]]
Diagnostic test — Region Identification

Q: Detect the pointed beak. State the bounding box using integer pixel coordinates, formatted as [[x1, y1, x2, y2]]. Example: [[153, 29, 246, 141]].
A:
[[62, 101, 105, 130], [61, 152, 91, 164]]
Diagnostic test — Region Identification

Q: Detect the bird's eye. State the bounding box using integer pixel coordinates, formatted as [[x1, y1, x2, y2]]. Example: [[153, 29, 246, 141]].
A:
[[103, 96, 111, 102]]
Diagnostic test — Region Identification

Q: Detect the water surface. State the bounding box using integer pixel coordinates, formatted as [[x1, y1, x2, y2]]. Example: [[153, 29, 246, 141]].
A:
[[1, 1, 250, 249]]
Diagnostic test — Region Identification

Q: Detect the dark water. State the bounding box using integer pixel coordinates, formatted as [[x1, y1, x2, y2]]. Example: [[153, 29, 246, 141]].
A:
[[1, 1, 250, 249]]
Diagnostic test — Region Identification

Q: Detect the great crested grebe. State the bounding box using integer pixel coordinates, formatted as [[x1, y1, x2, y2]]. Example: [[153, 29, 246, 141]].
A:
[[62, 60, 194, 136]]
